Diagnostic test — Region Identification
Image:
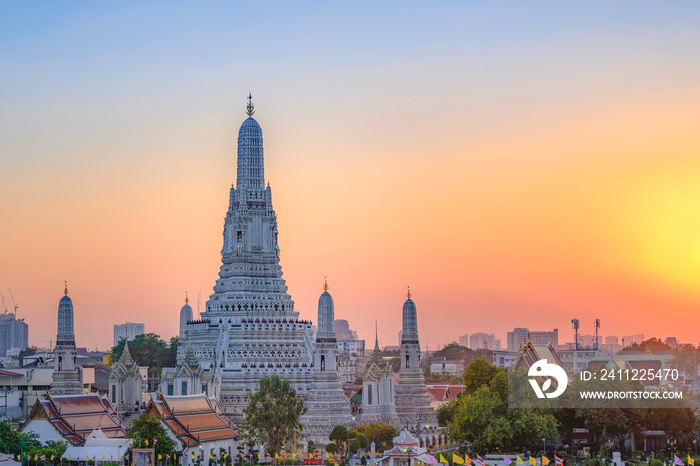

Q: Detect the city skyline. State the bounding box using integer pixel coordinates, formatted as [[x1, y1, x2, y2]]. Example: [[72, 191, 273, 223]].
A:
[[2, 2, 700, 351]]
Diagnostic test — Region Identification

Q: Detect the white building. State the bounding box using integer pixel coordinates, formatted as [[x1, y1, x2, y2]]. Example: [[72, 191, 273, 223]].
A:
[[507, 327, 558, 352], [429, 358, 465, 375], [113, 322, 145, 347], [469, 332, 501, 350]]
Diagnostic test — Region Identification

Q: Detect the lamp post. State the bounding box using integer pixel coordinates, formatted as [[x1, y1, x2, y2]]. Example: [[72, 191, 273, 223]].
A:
[[20, 440, 33, 466], [543, 439, 546, 457], [668, 439, 676, 466]]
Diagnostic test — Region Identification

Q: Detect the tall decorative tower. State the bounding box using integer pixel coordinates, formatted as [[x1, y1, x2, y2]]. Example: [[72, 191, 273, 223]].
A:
[[182, 96, 341, 440], [307, 279, 352, 429], [361, 325, 399, 425], [179, 292, 193, 340], [50, 282, 82, 395], [109, 341, 143, 416], [394, 288, 437, 426]]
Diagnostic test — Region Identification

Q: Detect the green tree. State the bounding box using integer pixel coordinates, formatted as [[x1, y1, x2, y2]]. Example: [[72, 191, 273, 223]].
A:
[[353, 423, 399, 452], [436, 399, 459, 427], [0, 421, 40, 456], [621, 338, 673, 352], [126, 413, 178, 459], [462, 359, 499, 394], [18, 346, 39, 367], [450, 363, 559, 450], [242, 376, 307, 461], [112, 334, 178, 378]]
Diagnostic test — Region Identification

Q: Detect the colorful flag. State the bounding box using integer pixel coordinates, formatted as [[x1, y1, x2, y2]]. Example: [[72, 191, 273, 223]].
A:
[[158, 454, 163, 460], [687, 456, 695, 466], [453, 454, 465, 465], [125, 454, 130, 461], [51, 456, 55, 461], [542, 456, 550, 466], [675, 456, 685, 466], [166, 454, 171, 459], [153, 438, 158, 444], [529, 456, 537, 466], [505, 457, 513, 465], [517, 457, 524, 465], [145, 439, 149, 446], [464, 454, 472, 464], [40, 455, 46, 460], [555, 456, 563, 466], [477, 455, 484, 466], [439, 454, 448, 464]]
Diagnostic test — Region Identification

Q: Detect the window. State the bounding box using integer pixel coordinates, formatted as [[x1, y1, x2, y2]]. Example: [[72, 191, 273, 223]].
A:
[[111, 386, 116, 404], [182, 381, 188, 395], [167, 384, 174, 396]]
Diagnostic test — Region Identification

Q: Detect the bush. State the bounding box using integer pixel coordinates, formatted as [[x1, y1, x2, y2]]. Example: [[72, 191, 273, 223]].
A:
[[650, 460, 664, 466], [584, 459, 604, 466], [326, 444, 337, 454]]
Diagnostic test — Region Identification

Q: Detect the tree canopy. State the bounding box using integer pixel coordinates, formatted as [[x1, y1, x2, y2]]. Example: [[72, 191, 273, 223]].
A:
[[449, 360, 558, 450], [353, 423, 399, 452], [112, 333, 178, 377], [126, 413, 178, 459], [242, 375, 307, 458]]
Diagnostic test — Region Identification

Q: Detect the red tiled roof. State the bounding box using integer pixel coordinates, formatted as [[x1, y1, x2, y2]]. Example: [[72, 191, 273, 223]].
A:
[[27, 394, 126, 446], [147, 394, 239, 448]]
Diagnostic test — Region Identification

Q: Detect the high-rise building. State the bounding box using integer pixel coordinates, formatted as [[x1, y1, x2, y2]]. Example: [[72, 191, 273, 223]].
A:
[[0, 312, 28, 358], [605, 336, 619, 345], [507, 327, 558, 352], [113, 322, 145, 347], [469, 332, 500, 350], [458, 333, 469, 348]]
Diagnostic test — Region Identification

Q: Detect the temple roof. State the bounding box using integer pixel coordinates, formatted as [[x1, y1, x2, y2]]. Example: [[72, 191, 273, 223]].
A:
[[23, 393, 127, 445], [147, 393, 239, 447]]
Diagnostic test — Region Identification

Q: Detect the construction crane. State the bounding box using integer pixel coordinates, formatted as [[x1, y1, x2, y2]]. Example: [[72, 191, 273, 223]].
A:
[[8, 289, 18, 316]]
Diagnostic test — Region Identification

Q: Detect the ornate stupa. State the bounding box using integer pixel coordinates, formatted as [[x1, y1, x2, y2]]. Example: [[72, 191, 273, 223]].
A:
[[179, 292, 193, 340], [182, 96, 348, 440], [50, 282, 82, 395], [394, 287, 438, 427], [306, 279, 353, 430]]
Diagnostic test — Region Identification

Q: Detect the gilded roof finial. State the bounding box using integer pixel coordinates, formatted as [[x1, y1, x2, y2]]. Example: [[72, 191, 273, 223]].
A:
[[64, 281, 68, 296], [323, 276, 328, 292], [185, 291, 189, 305], [246, 93, 255, 117], [407, 286, 411, 300]]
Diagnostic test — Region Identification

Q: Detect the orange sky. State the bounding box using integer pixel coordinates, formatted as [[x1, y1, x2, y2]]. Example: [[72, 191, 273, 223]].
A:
[[2, 2, 700, 351]]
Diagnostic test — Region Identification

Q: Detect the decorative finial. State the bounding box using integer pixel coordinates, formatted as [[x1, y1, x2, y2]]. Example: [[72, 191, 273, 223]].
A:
[[246, 93, 255, 117], [185, 291, 189, 305], [323, 276, 328, 292], [64, 281, 68, 296], [407, 286, 411, 300]]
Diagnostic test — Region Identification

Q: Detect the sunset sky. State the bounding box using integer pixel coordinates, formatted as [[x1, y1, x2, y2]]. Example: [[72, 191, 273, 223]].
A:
[[2, 2, 700, 351]]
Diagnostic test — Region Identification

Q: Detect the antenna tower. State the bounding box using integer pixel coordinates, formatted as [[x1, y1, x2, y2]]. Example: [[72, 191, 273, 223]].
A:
[[571, 318, 580, 350], [594, 318, 600, 350]]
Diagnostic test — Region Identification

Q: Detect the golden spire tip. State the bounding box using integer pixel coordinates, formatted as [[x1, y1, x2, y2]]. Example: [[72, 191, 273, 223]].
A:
[[407, 286, 411, 300], [246, 93, 255, 117], [323, 276, 328, 292], [185, 291, 189, 305], [64, 281, 68, 296]]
